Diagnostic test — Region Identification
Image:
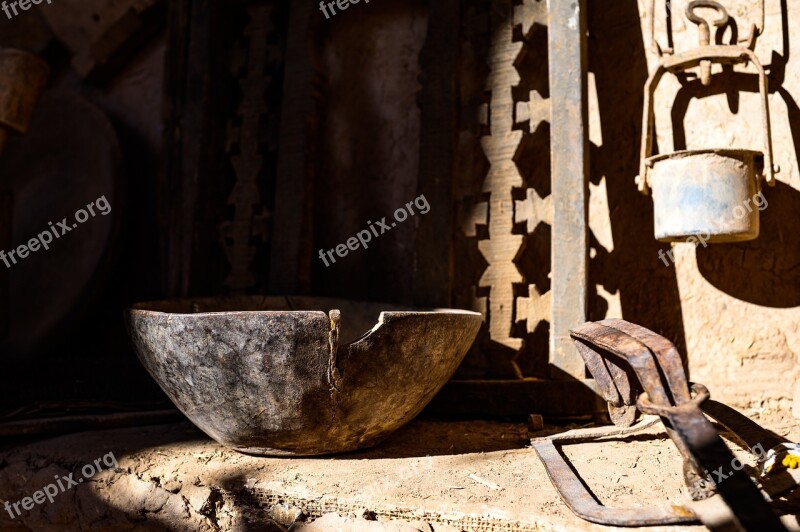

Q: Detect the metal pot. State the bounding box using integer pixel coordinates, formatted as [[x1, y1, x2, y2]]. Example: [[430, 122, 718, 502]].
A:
[[636, 28, 777, 243], [648, 149, 762, 242]]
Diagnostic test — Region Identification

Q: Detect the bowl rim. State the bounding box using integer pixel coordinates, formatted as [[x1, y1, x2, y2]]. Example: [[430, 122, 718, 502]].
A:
[[126, 295, 483, 319]]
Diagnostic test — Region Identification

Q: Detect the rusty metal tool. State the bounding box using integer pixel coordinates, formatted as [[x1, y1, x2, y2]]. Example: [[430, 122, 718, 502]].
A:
[[0, 47, 48, 337], [590, 321, 788, 528], [532, 417, 698, 526], [534, 320, 798, 530], [573, 321, 711, 491]]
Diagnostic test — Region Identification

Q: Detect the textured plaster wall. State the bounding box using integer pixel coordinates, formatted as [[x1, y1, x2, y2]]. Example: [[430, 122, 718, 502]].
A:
[[589, 0, 800, 411]]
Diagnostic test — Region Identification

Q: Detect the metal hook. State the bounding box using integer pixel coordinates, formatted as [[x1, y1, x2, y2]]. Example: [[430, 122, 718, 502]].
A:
[[740, 0, 766, 49], [686, 0, 730, 45], [686, 0, 730, 85]]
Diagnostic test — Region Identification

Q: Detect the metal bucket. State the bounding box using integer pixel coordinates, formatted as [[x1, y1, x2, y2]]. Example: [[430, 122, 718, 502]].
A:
[[648, 149, 762, 243], [637, 41, 777, 244]]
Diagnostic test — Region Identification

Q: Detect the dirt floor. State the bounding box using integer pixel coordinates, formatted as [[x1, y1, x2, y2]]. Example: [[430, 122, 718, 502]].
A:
[[2, 413, 797, 531]]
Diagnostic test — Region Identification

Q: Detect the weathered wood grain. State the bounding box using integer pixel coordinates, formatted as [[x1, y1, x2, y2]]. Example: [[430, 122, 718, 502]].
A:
[[413, 0, 460, 308], [127, 297, 482, 455], [222, 5, 278, 294], [476, 0, 524, 355], [268, 0, 317, 295]]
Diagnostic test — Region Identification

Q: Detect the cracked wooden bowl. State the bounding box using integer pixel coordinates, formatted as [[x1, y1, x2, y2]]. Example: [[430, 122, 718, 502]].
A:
[[125, 296, 482, 456]]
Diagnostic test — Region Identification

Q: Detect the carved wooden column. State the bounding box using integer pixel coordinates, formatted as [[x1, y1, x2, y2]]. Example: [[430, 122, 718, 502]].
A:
[[222, 5, 277, 294], [476, 0, 525, 362]]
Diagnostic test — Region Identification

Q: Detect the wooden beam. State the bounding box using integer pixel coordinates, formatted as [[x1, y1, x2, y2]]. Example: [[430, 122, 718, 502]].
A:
[[413, 0, 460, 308], [269, 1, 316, 295], [0, 192, 10, 337], [162, 0, 228, 296]]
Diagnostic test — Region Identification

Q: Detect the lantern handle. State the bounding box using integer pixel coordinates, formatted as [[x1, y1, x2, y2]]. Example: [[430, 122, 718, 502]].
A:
[[686, 1, 729, 85], [686, 1, 729, 47], [648, 0, 764, 56], [637, 46, 776, 194]]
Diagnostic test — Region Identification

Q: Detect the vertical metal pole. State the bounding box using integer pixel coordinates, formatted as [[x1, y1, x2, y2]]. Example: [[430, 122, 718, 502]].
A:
[[548, 0, 588, 379]]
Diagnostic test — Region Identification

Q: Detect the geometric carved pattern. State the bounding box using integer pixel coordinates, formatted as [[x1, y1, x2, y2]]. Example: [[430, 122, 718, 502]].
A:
[[514, 0, 547, 36], [516, 284, 551, 334], [515, 186, 552, 231], [471, 0, 551, 364], [476, 0, 525, 353], [513, 0, 552, 342], [221, 5, 277, 293], [515, 89, 549, 134]]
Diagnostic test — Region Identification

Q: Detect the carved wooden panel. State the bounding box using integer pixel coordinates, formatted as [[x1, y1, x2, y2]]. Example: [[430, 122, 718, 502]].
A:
[[163, 0, 285, 297], [222, 4, 279, 294], [456, 0, 552, 378]]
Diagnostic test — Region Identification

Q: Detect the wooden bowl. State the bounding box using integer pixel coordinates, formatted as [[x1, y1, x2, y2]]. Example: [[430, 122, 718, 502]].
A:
[[126, 296, 481, 456]]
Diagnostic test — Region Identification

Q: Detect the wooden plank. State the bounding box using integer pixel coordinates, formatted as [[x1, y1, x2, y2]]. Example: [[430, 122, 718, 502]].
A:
[[413, 0, 460, 308], [548, 0, 589, 379], [222, 5, 277, 294], [0, 192, 10, 338], [41, 0, 165, 81], [160, 0, 190, 296], [269, 0, 316, 295], [425, 379, 604, 418], [161, 0, 229, 296]]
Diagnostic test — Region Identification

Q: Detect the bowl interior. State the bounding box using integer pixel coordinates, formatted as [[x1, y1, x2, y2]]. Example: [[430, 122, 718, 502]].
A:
[[131, 296, 429, 345]]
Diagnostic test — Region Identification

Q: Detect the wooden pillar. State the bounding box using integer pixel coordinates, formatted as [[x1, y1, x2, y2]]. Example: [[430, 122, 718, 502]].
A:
[[269, 0, 317, 295], [414, 0, 460, 308]]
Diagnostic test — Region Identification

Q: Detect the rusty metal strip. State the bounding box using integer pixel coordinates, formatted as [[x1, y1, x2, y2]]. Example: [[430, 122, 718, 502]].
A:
[[548, 0, 589, 379], [702, 399, 787, 454], [572, 322, 704, 482], [573, 335, 638, 426], [571, 322, 672, 405], [600, 319, 691, 405], [639, 391, 787, 531], [531, 417, 698, 526]]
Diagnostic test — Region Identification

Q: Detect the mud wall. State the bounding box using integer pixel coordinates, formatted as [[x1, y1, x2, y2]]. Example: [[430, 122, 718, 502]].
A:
[[588, 0, 800, 412]]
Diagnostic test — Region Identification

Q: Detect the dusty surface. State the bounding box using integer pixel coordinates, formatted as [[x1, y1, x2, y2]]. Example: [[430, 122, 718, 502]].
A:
[[5, 417, 796, 531]]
